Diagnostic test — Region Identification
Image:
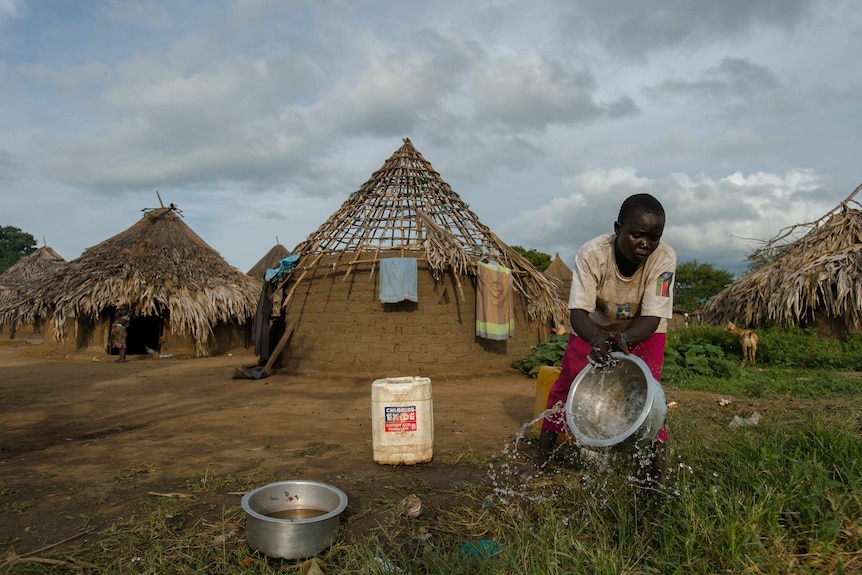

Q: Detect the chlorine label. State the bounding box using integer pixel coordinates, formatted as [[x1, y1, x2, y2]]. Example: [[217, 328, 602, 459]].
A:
[[384, 405, 418, 432]]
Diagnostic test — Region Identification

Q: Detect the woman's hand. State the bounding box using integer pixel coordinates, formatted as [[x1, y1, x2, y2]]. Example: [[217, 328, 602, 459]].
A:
[[608, 331, 630, 354], [588, 337, 614, 367]]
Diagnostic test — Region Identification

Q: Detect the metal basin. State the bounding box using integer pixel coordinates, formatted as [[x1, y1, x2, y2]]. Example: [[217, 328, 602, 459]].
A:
[[241, 480, 348, 560], [565, 352, 667, 451]]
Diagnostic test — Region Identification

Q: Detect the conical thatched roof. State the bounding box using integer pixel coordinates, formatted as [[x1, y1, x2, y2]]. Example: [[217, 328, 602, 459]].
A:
[[702, 184, 862, 330], [4, 206, 260, 356], [280, 138, 567, 325], [544, 252, 573, 301], [0, 246, 69, 310], [0, 246, 67, 289], [248, 242, 290, 280]]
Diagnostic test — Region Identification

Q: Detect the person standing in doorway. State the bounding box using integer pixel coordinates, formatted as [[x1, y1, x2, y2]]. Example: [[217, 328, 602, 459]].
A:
[[111, 304, 131, 363]]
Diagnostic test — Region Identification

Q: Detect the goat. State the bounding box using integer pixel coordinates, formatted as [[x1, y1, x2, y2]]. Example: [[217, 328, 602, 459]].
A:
[[725, 321, 759, 366]]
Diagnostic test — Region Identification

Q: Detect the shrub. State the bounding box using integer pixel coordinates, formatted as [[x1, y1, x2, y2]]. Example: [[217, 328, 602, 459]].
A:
[[511, 334, 568, 377], [514, 325, 862, 381]]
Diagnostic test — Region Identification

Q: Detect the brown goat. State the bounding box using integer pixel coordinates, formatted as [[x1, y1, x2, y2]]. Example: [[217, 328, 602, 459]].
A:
[[725, 321, 759, 366]]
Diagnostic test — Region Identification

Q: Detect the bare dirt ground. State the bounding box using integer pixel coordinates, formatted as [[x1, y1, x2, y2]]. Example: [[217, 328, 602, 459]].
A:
[[0, 340, 742, 560]]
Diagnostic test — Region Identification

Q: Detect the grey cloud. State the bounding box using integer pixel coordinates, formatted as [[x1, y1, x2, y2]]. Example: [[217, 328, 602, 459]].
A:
[[559, 0, 814, 60], [646, 57, 781, 102], [0, 0, 20, 20], [97, 0, 171, 30], [0, 147, 17, 183], [471, 53, 638, 129]]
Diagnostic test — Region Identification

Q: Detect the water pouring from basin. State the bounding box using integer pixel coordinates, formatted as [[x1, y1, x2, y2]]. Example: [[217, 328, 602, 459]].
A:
[[564, 352, 667, 451]]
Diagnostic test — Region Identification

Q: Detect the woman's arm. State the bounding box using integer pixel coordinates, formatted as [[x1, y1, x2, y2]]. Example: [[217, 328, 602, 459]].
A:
[[609, 316, 660, 353]]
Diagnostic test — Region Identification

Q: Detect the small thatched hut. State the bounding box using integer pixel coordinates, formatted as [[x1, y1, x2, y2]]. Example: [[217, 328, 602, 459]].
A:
[[543, 253, 574, 334], [266, 138, 568, 376], [544, 253, 573, 301], [702, 184, 862, 338], [0, 245, 69, 338], [5, 205, 260, 356], [248, 242, 290, 280]]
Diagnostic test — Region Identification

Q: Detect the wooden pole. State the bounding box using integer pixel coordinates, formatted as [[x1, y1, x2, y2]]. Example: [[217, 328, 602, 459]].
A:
[[263, 322, 295, 374]]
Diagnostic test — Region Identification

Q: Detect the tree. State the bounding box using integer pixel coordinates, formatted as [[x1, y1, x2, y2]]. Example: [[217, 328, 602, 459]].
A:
[[0, 225, 38, 273], [511, 245, 552, 271], [674, 260, 735, 311]]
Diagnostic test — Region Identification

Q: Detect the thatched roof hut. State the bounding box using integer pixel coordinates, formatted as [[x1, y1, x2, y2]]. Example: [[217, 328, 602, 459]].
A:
[[0, 245, 68, 296], [702, 184, 862, 338], [268, 138, 567, 375], [248, 242, 290, 280], [544, 252, 573, 301], [0, 245, 69, 337], [5, 206, 260, 356]]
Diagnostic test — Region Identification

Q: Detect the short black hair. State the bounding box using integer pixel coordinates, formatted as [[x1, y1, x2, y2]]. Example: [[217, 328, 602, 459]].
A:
[[617, 193, 665, 224]]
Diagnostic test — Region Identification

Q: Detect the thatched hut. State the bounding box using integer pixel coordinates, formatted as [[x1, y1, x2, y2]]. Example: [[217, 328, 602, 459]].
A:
[[4, 206, 260, 356], [0, 245, 69, 339], [543, 253, 573, 334], [544, 253, 573, 301], [266, 138, 568, 376], [248, 242, 290, 280], [702, 184, 862, 339]]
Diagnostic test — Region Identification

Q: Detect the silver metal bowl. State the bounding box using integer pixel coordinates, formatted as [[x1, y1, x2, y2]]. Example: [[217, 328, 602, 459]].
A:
[[565, 352, 667, 451], [241, 480, 348, 560]]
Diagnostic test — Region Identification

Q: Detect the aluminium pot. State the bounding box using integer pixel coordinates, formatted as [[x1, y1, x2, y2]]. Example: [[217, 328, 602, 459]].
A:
[[241, 480, 348, 560], [565, 352, 667, 451]]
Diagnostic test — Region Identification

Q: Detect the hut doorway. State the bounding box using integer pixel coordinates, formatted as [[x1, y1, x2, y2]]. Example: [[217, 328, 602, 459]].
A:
[[115, 315, 162, 356]]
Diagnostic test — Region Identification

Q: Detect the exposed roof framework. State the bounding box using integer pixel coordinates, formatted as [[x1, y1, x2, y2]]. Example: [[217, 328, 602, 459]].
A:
[[283, 138, 568, 325], [295, 138, 506, 256]]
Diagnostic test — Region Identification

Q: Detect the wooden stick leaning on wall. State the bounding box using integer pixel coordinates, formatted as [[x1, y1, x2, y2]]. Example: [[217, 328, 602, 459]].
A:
[[262, 248, 330, 374], [263, 322, 295, 375]]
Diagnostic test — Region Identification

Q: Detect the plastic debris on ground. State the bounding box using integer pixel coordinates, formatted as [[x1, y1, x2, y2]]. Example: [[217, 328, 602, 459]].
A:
[[300, 558, 326, 575], [729, 411, 761, 428], [397, 494, 422, 518], [459, 539, 504, 562]]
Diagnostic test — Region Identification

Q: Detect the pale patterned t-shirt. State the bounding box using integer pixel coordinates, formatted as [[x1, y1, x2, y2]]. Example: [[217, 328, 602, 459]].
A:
[[568, 234, 676, 333]]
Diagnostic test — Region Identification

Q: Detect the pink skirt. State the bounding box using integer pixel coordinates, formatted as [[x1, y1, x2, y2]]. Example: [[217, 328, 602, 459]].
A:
[[542, 333, 669, 443]]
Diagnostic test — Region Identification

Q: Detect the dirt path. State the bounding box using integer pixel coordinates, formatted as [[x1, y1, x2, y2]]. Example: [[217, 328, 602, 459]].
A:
[[0, 343, 546, 551]]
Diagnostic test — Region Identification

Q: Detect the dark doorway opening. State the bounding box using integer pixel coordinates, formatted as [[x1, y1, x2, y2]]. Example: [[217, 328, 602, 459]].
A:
[[109, 315, 163, 356]]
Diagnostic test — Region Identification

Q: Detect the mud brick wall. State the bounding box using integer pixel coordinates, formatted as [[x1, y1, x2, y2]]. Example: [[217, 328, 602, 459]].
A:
[[279, 254, 543, 377], [46, 314, 249, 357]]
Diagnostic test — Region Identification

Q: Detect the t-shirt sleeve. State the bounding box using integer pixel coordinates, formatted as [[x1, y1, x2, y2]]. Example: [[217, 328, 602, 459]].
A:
[[639, 245, 676, 318], [568, 245, 599, 312]]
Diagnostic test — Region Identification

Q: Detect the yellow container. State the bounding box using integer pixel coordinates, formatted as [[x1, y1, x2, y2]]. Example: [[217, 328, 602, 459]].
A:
[[372, 377, 434, 465], [532, 366, 561, 439], [531, 366, 575, 444]]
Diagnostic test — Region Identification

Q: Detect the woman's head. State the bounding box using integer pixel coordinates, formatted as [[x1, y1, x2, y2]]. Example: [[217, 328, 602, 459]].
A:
[[617, 193, 665, 225], [614, 194, 666, 265]]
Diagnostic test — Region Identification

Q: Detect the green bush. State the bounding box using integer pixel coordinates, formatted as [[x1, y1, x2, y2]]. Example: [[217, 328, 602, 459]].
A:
[[511, 334, 568, 377], [513, 325, 862, 385], [663, 325, 742, 380]]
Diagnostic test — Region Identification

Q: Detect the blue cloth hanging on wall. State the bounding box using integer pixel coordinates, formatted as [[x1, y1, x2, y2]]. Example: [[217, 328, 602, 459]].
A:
[[379, 258, 418, 303]]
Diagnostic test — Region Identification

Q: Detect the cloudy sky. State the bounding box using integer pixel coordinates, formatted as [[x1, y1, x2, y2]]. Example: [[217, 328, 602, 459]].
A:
[[2, 0, 860, 276]]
